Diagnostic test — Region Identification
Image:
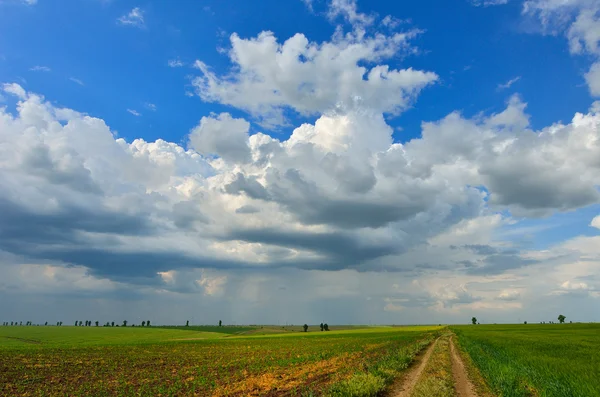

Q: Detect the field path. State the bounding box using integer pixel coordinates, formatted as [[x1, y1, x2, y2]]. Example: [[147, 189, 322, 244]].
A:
[[388, 338, 439, 397], [450, 336, 477, 397]]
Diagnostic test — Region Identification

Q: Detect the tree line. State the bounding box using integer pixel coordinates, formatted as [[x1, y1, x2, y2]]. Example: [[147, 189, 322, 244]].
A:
[[1, 321, 151, 327], [471, 314, 569, 325]]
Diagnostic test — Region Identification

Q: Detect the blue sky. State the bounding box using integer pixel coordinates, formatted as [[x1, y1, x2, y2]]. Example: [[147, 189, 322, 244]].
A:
[[1, 0, 593, 142], [0, 0, 599, 325]]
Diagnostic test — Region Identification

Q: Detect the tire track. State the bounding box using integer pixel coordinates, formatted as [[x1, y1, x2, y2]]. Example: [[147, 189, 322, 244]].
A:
[[450, 336, 477, 397], [388, 338, 439, 397]]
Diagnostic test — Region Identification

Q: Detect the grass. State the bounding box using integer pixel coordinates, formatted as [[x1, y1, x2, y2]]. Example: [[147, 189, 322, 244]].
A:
[[411, 333, 454, 397], [0, 325, 441, 396], [327, 331, 436, 397], [0, 326, 226, 347], [153, 325, 256, 335], [452, 323, 600, 397]]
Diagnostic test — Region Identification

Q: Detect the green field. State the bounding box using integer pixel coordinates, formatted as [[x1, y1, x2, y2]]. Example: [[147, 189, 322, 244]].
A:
[[451, 323, 600, 397], [3, 323, 599, 397], [0, 325, 441, 396]]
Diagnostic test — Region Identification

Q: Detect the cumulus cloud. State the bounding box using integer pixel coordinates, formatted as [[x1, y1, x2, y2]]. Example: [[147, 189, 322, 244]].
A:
[[188, 113, 251, 163], [2, 80, 600, 290], [592, 215, 600, 229], [523, 0, 600, 95], [127, 109, 141, 116], [118, 7, 144, 27], [4, 0, 600, 321], [192, 15, 437, 127]]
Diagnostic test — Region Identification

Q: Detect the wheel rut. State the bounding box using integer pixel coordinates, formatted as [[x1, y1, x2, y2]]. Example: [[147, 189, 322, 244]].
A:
[[450, 336, 478, 397], [388, 334, 480, 397], [388, 338, 439, 397]]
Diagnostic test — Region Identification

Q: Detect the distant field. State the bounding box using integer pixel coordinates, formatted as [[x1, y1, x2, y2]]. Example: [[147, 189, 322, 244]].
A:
[[0, 325, 441, 396], [452, 323, 600, 397], [0, 326, 226, 347], [153, 325, 257, 335]]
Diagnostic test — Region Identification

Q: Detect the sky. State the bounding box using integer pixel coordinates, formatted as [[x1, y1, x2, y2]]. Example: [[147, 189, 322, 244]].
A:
[[0, 0, 599, 326]]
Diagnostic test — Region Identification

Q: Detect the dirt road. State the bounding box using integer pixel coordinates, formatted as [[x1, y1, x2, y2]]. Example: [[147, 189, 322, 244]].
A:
[[388, 333, 478, 397]]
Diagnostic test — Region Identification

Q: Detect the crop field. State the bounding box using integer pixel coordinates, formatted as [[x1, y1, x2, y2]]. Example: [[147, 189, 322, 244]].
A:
[[451, 323, 600, 397], [0, 325, 440, 396], [3, 323, 598, 397]]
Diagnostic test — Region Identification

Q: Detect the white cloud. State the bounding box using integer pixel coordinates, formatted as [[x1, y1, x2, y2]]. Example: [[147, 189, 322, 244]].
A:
[[585, 61, 600, 95], [145, 103, 157, 111], [193, 26, 437, 128], [497, 289, 521, 301], [118, 7, 144, 27], [2, 82, 27, 99], [327, 0, 375, 27], [523, 0, 600, 94], [497, 76, 521, 90], [168, 58, 184, 68], [127, 109, 141, 116], [591, 215, 600, 229], [561, 280, 590, 290], [196, 271, 227, 296], [189, 112, 251, 163], [301, 0, 313, 12], [3, 22, 600, 322], [471, 0, 509, 6], [69, 77, 84, 86], [29, 65, 51, 72]]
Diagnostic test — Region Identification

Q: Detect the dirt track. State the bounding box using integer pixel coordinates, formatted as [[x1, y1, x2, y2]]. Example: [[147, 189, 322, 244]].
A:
[[389, 338, 439, 396], [389, 334, 478, 397], [450, 336, 477, 397]]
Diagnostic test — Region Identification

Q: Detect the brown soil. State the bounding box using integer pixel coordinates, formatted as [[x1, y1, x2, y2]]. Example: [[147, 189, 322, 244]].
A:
[[450, 336, 477, 397], [388, 338, 439, 397], [2, 336, 41, 344]]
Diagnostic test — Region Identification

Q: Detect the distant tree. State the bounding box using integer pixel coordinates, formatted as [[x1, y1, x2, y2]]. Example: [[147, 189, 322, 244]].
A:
[[19, 321, 22, 326], [10, 322, 13, 326], [111, 321, 115, 327], [320, 323, 324, 331], [219, 320, 222, 327], [570, 321, 572, 324], [186, 320, 189, 327], [95, 321, 99, 327], [524, 321, 527, 324], [303, 324, 308, 332], [44, 322, 48, 326], [471, 317, 477, 325], [558, 314, 566, 323], [123, 320, 127, 327], [147, 320, 150, 327], [142, 321, 146, 327], [324, 323, 329, 331]]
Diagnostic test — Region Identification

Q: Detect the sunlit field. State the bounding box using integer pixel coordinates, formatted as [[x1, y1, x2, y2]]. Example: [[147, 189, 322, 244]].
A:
[[0, 325, 441, 396], [452, 323, 600, 397]]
